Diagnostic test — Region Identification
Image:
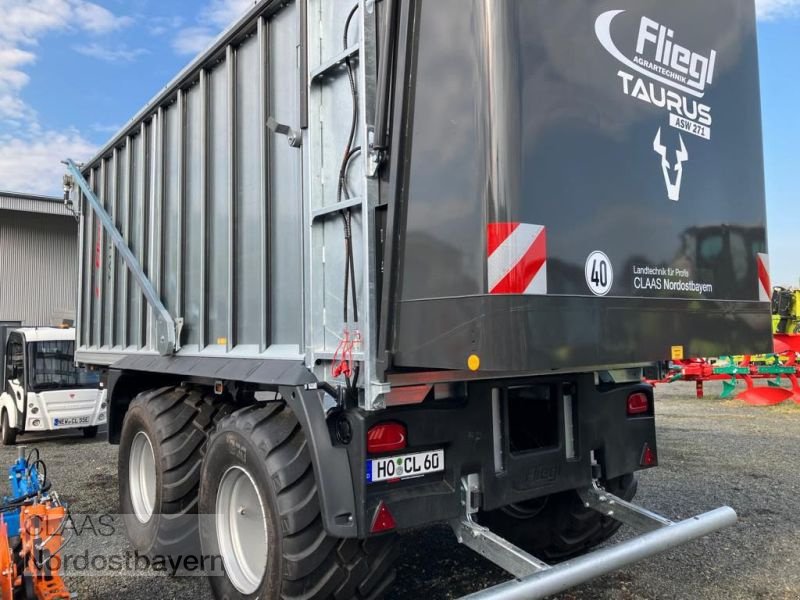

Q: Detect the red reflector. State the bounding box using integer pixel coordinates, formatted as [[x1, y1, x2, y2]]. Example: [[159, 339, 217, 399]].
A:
[[367, 422, 407, 454], [627, 392, 650, 416], [370, 501, 396, 533], [641, 444, 656, 467]]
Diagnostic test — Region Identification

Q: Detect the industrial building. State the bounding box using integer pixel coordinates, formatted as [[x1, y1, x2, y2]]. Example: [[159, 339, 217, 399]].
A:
[[0, 191, 78, 326]]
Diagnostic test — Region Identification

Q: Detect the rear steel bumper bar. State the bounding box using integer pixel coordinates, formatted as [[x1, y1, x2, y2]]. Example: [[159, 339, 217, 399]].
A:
[[452, 477, 737, 600]]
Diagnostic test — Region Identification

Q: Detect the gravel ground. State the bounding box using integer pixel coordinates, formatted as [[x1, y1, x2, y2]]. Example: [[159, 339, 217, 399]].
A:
[[3, 382, 798, 599]]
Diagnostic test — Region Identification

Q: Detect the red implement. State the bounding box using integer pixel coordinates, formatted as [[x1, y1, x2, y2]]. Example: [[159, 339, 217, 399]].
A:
[[774, 334, 800, 355], [736, 374, 794, 406]]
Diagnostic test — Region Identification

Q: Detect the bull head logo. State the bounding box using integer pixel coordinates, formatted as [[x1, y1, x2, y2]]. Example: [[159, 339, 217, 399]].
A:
[[653, 128, 689, 202]]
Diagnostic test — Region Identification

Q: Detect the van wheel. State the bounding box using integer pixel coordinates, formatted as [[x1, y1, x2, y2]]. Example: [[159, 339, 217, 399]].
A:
[[479, 474, 638, 561], [1, 410, 17, 446], [82, 426, 99, 439], [200, 404, 397, 600], [118, 386, 232, 556]]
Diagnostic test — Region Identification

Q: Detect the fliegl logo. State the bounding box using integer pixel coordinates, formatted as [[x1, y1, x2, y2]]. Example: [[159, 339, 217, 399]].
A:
[[596, 10, 719, 202], [595, 10, 716, 140], [653, 128, 687, 202]]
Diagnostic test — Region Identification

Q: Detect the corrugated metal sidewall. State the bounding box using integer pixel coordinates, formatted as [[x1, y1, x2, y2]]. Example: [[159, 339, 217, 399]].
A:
[[0, 210, 78, 325]]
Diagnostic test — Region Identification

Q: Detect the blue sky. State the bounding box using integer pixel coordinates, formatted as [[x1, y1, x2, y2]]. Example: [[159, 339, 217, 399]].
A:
[[0, 0, 797, 285]]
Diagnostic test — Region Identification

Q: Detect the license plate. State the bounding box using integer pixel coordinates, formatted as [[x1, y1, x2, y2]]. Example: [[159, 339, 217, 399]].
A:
[[53, 416, 90, 428], [366, 450, 444, 483]]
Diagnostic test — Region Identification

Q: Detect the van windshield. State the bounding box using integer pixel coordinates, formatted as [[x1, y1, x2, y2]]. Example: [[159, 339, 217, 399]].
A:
[[28, 340, 99, 391]]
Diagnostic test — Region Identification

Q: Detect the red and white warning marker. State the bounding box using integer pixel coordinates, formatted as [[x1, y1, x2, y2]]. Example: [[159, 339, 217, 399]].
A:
[[487, 223, 547, 295], [757, 253, 771, 302]]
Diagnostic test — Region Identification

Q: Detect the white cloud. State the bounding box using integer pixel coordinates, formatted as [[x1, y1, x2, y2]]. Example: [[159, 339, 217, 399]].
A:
[[0, 1, 134, 194], [74, 43, 148, 63], [73, 2, 133, 33], [148, 16, 185, 37], [0, 0, 131, 45], [0, 93, 33, 121], [173, 0, 256, 55], [172, 26, 218, 56], [203, 0, 257, 28], [0, 129, 95, 196], [757, 0, 800, 20]]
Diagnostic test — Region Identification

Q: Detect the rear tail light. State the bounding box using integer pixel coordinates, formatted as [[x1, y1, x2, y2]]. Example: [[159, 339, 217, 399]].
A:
[[370, 501, 397, 533], [367, 422, 407, 454], [627, 392, 650, 416], [641, 443, 656, 467]]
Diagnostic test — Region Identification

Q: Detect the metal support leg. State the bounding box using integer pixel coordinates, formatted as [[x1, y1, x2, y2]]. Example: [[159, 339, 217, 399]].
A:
[[577, 481, 673, 533], [451, 475, 550, 578], [451, 475, 737, 600], [451, 475, 549, 578]]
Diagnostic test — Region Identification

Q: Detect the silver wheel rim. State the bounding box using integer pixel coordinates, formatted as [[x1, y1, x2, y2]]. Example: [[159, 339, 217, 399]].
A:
[[129, 431, 157, 523], [216, 466, 268, 595]]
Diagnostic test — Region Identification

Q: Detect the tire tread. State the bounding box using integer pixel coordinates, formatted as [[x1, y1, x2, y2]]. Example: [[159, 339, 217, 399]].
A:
[[209, 404, 397, 600], [124, 386, 232, 555]]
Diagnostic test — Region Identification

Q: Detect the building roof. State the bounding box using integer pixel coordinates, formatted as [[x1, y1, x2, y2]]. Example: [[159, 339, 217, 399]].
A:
[[16, 327, 75, 342], [0, 191, 74, 218]]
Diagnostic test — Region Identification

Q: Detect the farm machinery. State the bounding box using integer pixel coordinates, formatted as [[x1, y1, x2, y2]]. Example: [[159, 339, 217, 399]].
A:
[[773, 287, 800, 355], [63, 0, 770, 597], [649, 288, 800, 406], [0, 448, 71, 600]]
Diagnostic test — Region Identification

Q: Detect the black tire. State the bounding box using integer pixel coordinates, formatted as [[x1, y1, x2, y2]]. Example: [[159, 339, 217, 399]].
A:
[[118, 386, 232, 556], [479, 474, 639, 562], [200, 403, 397, 600], [82, 426, 99, 439], [1, 410, 17, 446]]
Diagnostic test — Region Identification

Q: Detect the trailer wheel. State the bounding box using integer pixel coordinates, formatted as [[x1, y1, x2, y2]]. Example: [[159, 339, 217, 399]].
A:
[[118, 386, 232, 556], [200, 403, 397, 600], [1, 410, 17, 446], [479, 474, 638, 562]]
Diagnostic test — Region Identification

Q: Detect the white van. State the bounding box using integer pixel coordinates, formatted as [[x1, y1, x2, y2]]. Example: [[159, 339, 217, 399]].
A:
[[0, 327, 106, 444]]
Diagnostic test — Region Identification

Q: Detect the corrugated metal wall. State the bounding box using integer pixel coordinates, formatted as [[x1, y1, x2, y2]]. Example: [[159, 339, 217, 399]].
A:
[[0, 210, 78, 325], [77, 1, 305, 360], [0, 192, 74, 217]]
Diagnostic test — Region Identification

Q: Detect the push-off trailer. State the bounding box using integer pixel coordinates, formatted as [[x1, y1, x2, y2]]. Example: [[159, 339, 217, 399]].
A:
[[65, 0, 770, 598]]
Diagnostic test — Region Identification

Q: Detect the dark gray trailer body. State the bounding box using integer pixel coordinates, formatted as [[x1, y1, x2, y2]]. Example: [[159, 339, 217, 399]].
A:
[[392, 0, 771, 372], [67, 1, 768, 598], [73, 0, 771, 387]]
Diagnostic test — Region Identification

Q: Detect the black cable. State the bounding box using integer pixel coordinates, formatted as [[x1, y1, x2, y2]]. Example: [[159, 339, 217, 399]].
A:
[[0, 482, 52, 512], [30, 459, 47, 490], [337, 146, 362, 326], [25, 449, 40, 466], [344, 4, 359, 49], [339, 4, 361, 331], [333, 4, 362, 398]]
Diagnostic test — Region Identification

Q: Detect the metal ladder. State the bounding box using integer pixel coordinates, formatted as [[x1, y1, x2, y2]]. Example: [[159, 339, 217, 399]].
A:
[[304, 0, 388, 410]]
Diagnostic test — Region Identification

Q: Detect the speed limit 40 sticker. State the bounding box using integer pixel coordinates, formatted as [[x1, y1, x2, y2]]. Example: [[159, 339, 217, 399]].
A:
[[585, 251, 614, 296]]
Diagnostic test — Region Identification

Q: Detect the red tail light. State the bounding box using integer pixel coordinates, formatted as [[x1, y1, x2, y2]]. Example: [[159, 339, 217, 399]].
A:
[[367, 422, 407, 454], [627, 392, 650, 416], [370, 501, 397, 533], [641, 444, 656, 467]]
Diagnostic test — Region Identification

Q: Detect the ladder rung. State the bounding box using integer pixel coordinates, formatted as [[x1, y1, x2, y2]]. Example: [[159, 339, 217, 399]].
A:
[[312, 197, 362, 221], [310, 45, 360, 82]]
